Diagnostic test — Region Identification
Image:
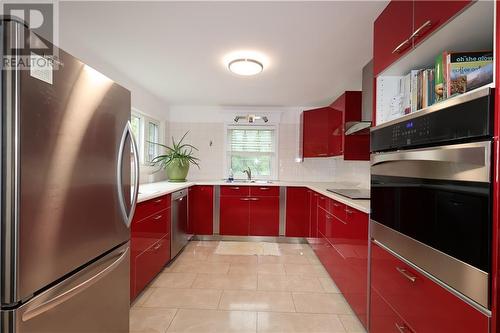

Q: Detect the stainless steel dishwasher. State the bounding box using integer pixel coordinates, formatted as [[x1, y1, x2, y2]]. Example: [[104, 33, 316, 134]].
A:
[[171, 189, 190, 259]]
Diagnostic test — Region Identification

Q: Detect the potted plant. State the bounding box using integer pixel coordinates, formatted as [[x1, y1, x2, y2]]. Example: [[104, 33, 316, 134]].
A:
[[149, 132, 200, 182]]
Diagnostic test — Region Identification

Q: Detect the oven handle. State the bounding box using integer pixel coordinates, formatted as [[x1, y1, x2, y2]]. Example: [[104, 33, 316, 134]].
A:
[[371, 141, 490, 167]]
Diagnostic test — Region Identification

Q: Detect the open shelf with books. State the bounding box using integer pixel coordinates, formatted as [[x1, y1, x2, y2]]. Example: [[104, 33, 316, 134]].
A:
[[375, 1, 494, 126]]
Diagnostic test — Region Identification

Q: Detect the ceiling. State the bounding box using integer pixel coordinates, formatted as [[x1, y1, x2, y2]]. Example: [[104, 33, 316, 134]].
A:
[[59, 1, 387, 107]]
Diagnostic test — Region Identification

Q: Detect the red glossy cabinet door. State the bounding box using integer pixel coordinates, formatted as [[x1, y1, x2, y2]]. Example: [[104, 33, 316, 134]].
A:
[[249, 197, 280, 236], [285, 187, 310, 237], [373, 0, 413, 75], [309, 191, 319, 238], [302, 107, 331, 157], [220, 196, 249, 236], [371, 242, 489, 332], [327, 107, 343, 157], [370, 287, 414, 333], [188, 185, 214, 235], [413, 1, 471, 47]]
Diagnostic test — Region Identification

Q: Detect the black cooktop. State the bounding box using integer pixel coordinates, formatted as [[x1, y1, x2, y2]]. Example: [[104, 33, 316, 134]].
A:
[[327, 189, 370, 200]]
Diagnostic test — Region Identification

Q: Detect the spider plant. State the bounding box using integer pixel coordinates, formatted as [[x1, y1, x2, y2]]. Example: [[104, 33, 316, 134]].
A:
[[149, 132, 200, 181]]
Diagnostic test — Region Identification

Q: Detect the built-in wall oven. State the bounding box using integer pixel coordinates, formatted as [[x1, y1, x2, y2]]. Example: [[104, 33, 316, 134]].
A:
[[370, 88, 494, 311]]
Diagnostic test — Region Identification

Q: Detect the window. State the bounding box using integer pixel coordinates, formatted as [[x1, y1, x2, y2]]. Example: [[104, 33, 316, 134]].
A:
[[226, 126, 277, 180], [131, 109, 162, 165]]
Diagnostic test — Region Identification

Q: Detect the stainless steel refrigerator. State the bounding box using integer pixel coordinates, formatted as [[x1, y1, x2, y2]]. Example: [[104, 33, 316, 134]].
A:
[[0, 18, 139, 332]]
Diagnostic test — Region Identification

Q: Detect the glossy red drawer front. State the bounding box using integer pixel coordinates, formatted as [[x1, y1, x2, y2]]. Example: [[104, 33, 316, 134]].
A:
[[317, 195, 329, 211], [329, 199, 346, 220], [370, 287, 414, 333], [249, 186, 280, 197], [371, 243, 489, 333], [220, 185, 250, 196], [133, 235, 170, 300], [131, 207, 170, 255], [134, 194, 171, 222]]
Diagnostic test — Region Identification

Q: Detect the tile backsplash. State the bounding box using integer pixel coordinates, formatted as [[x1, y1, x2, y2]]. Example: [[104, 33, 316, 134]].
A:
[[153, 121, 370, 188]]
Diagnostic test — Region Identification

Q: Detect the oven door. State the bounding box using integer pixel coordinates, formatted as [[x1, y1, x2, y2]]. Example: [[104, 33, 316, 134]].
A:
[[371, 140, 492, 308]]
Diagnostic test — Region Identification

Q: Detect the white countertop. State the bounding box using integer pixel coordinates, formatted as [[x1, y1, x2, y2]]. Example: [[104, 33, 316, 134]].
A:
[[138, 180, 370, 213]]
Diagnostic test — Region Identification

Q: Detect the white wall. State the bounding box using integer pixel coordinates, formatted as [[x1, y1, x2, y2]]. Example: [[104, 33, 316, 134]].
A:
[[167, 106, 370, 187]]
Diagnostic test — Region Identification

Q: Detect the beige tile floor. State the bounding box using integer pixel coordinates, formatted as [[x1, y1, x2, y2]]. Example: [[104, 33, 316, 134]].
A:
[[130, 241, 366, 333]]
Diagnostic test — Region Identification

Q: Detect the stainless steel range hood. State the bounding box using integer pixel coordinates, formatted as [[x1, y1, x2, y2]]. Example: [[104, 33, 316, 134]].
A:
[[345, 60, 373, 135]]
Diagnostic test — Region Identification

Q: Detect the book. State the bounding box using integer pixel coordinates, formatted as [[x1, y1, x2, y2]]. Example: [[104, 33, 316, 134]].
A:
[[446, 51, 493, 97], [434, 53, 445, 102]]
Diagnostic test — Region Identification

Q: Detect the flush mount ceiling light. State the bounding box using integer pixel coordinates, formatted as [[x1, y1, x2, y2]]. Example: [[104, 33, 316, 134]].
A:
[[228, 58, 263, 76], [223, 51, 269, 77]]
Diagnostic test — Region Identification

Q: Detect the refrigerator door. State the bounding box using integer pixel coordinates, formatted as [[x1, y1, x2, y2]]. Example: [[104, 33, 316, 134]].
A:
[[1, 20, 136, 305], [1, 243, 130, 333]]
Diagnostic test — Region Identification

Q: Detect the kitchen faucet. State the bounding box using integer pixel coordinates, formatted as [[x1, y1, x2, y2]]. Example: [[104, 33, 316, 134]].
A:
[[243, 167, 252, 181]]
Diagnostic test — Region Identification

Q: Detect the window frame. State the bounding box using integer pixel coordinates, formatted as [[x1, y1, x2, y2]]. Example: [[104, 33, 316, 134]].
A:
[[223, 123, 279, 180], [131, 108, 162, 166]]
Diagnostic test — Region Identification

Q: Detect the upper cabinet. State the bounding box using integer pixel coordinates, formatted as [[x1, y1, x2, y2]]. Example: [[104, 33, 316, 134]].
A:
[[374, 0, 471, 76], [301, 91, 369, 161]]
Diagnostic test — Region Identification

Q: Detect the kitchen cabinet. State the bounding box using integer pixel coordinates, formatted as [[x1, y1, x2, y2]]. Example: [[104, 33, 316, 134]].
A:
[[309, 191, 319, 238], [285, 187, 310, 237], [131, 194, 171, 302], [330, 91, 369, 161], [312, 202, 369, 328], [188, 185, 214, 235], [370, 286, 415, 333], [374, 0, 471, 75], [220, 196, 249, 236], [302, 107, 331, 157], [371, 242, 489, 332], [249, 196, 280, 236], [219, 186, 280, 236]]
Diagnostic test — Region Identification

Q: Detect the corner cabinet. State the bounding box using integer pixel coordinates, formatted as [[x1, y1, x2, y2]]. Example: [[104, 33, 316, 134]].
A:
[[301, 91, 369, 160]]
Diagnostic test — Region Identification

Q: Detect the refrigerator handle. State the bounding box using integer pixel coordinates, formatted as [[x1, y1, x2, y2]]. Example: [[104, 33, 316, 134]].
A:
[[117, 121, 140, 228], [21, 247, 129, 322]]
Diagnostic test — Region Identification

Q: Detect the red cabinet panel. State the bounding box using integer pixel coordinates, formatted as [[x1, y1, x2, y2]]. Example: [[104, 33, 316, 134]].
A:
[[285, 187, 310, 237], [188, 185, 214, 235], [220, 196, 249, 236], [329, 199, 346, 220], [131, 208, 171, 256], [133, 194, 170, 221], [413, 1, 471, 47], [373, 0, 413, 76], [327, 106, 343, 157], [249, 197, 280, 236], [302, 107, 331, 158], [370, 287, 415, 333], [221, 185, 250, 196], [317, 207, 327, 237], [371, 242, 489, 333], [133, 234, 170, 300], [318, 194, 329, 211], [309, 191, 319, 238], [250, 186, 280, 197]]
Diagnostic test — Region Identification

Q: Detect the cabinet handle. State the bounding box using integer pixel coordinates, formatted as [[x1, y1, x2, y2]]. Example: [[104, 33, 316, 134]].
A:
[[250, 198, 260, 201], [153, 215, 163, 220], [259, 187, 270, 190], [230, 187, 240, 190], [154, 199, 162, 203], [317, 153, 328, 156], [153, 242, 162, 251], [326, 215, 332, 220], [409, 20, 432, 39], [240, 198, 250, 201], [396, 267, 417, 283], [333, 203, 341, 208], [395, 322, 409, 333], [392, 38, 410, 54], [319, 197, 325, 200], [346, 209, 353, 215]]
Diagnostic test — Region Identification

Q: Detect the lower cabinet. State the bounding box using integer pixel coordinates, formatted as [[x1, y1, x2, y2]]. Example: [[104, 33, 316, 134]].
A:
[[370, 242, 489, 333], [285, 187, 310, 237], [130, 195, 171, 302], [220, 186, 279, 236], [220, 196, 249, 236], [313, 203, 368, 329], [188, 185, 214, 235]]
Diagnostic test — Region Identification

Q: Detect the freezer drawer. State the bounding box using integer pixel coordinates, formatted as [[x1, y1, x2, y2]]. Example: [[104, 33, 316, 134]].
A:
[[0, 243, 130, 333]]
